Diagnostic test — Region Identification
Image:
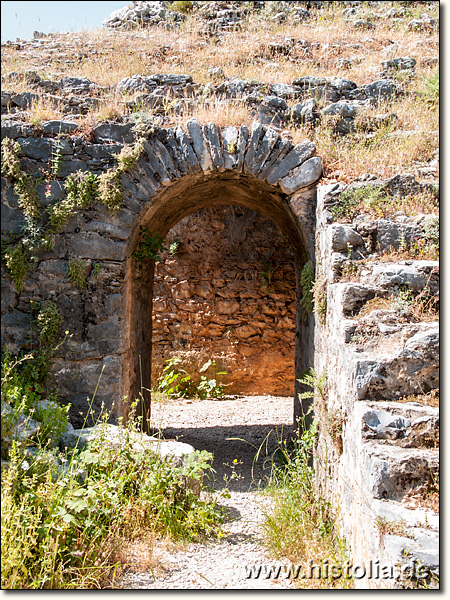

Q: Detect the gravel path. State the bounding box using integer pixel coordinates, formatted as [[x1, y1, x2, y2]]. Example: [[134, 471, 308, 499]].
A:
[[120, 395, 296, 590]]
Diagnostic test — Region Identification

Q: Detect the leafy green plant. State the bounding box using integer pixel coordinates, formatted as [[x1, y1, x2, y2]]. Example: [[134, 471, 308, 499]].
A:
[[196, 360, 227, 399], [67, 258, 87, 289], [133, 227, 167, 264], [21, 216, 54, 257], [156, 357, 195, 398], [1, 340, 70, 458], [47, 197, 77, 232], [1, 138, 40, 219], [1, 397, 223, 589], [156, 358, 226, 399]]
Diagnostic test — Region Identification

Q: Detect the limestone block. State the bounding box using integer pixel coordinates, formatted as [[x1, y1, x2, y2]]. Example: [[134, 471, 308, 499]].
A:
[[329, 223, 364, 252], [142, 139, 172, 185], [245, 126, 279, 176], [266, 140, 316, 185], [85, 143, 123, 158], [10, 92, 40, 109], [1, 202, 26, 234], [258, 137, 293, 180], [92, 122, 135, 144], [235, 125, 249, 171], [290, 98, 318, 125], [40, 120, 78, 135], [243, 122, 264, 172], [353, 325, 439, 400], [1, 402, 41, 443], [59, 424, 196, 468], [1, 120, 35, 140], [323, 101, 357, 118], [370, 262, 436, 292], [151, 137, 179, 179], [376, 219, 422, 252], [203, 122, 224, 170], [175, 126, 201, 174], [278, 156, 322, 193], [221, 126, 239, 170], [16, 137, 73, 160], [186, 118, 213, 172], [69, 232, 127, 261], [366, 444, 438, 500], [363, 79, 402, 102]]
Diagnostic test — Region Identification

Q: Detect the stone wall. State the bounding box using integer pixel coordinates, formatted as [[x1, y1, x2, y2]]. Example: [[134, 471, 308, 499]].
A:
[[313, 184, 439, 588], [1, 118, 319, 426], [152, 205, 296, 395]]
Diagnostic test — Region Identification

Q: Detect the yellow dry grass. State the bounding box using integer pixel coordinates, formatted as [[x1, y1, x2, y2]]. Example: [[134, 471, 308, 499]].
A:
[[0, 2, 439, 183]]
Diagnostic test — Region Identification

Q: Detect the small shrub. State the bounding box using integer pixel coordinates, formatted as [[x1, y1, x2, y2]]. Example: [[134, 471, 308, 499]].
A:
[[47, 197, 77, 232], [4, 243, 32, 293], [67, 258, 87, 289], [13, 173, 41, 220], [64, 170, 99, 209], [32, 400, 70, 448], [36, 301, 62, 346], [258, 260, 277, 294], [169, 1, 194, 14], [169, 240, 181, 255], [1, 138, 23, 180], [98, 169, 122, 212], [116, 140, 144, 173], [420, 70, 439, 107], [330, 186, 385, 221], [21, 216, 54, 257], [133, 227, 167, 264]]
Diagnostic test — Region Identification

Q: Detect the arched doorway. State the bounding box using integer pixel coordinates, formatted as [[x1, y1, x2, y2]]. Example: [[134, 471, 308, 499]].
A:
[[123, 168, 316, 432]]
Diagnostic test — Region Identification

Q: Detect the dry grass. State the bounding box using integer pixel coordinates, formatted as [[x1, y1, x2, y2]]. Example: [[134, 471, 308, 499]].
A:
[[0, 2, 439, 184], [398, 389, 439, 407]]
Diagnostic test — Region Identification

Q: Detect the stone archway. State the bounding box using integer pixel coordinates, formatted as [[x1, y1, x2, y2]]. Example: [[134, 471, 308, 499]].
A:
[[120, 120, 321, 431]]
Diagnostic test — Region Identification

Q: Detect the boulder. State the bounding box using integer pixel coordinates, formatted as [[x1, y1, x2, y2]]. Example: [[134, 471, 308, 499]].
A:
[[60, 424, 197, 468]]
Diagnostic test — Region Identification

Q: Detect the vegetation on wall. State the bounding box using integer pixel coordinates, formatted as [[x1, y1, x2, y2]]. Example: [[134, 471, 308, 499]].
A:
[[299, 260, 315, 315], [1, 134, 145, 292]]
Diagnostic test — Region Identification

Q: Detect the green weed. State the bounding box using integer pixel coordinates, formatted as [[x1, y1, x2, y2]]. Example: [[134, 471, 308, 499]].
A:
[[263, 414, 352, 589]]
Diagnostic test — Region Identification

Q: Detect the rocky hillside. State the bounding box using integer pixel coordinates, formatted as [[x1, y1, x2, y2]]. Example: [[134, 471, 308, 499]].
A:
[[1, 1, 439, 184]]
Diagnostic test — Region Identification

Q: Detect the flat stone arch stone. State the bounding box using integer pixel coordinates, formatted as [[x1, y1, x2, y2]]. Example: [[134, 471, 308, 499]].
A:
[[119, 120, 322, 429]]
